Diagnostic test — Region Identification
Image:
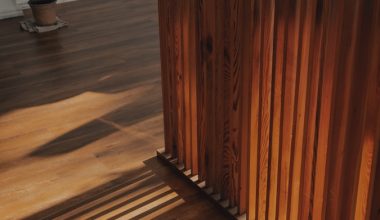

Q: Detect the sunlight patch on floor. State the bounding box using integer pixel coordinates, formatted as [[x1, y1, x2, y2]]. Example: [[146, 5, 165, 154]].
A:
[[0, 84, 157, 157]]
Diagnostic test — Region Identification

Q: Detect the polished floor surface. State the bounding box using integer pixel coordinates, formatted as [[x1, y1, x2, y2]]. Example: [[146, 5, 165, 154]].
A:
[[0, 0, 228, 219]]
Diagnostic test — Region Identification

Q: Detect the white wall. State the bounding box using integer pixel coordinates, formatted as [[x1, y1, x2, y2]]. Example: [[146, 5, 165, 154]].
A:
[[0, 0, 22, 20]]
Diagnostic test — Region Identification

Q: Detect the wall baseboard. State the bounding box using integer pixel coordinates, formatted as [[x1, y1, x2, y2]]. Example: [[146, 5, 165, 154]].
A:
[[0, 9, 23, 20], [16, 0, 77, 9]]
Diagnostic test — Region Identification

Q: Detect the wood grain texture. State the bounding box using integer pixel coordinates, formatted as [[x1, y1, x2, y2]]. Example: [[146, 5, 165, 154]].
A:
[[250, 0, 380, 219], [0, 0, 231, 219], [158, 0, 380, 219]]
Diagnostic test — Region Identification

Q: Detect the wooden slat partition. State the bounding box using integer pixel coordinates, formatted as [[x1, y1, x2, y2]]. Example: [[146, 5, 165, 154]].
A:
[[157, 0, 380, 219]]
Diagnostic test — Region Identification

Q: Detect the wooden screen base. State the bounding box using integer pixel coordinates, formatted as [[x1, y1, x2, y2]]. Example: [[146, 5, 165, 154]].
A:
[[156, 148, 246, 220]]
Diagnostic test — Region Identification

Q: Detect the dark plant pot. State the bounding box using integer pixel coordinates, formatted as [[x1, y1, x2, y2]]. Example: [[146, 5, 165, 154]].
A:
[[28, 0, 57, 26]]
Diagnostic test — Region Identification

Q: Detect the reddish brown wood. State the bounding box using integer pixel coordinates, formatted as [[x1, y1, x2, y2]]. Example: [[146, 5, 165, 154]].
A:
[[299, 0, 325, 219], [238, 0, 254, 214], [157, 0, 173, 155], [182, 0, 192, 169], [188, 0, 199, 175], [157, 0, 380, 218], [248, 0, 262, 217], [213, 0, 226, 196], [266, 1, 286, 219]]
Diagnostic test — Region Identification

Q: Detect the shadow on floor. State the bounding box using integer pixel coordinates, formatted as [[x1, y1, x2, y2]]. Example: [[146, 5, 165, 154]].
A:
[[28, 85, 162, 157], [22, 158, 229, 220]]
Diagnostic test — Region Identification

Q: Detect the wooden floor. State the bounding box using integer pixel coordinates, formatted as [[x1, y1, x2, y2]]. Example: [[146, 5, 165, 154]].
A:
[[0, 0, 228, 219]]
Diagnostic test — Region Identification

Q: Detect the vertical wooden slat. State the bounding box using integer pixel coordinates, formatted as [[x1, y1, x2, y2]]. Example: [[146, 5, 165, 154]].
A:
[[205, 0, 217, 189], [198, 0, 220, 189], [248, 0, 262, 217], [173, 0, 185, 165], [357, 1, 380, 219], [214, 0, 226, 196], [182, 0, 192, 169], [311, 0, 343, 218], [289, 0, 315, 218], [299, 0, 326, 218], [157, 1, 380, 218], [223, 0, 247, 206], [267, 0, 287, 219], [167, 0, 179, 159], [257, 0, 275, 218], [189, 0, 199, 175], [325, 0, 362, 218], [339, 0, 379, 218], [355, 18, 380, 220], [238, 0, 254, 214], [196, 0, 209, 182], [157, 0, 173, 155], [278, 0, 302, 219]]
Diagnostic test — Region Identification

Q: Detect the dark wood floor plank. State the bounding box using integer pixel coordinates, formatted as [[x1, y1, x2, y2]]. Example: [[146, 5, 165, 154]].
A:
[[0, 0, 228, 219]]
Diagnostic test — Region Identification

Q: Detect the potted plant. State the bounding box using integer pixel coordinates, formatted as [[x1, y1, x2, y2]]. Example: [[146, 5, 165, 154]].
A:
[[28, 0, 57, 26]]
